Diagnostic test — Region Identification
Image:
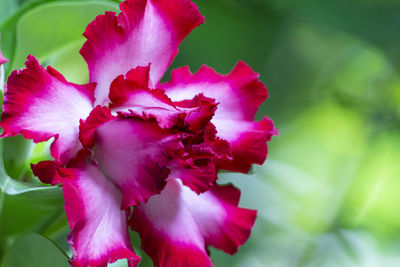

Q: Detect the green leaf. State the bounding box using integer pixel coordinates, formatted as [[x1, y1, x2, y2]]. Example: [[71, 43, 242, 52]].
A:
[[0, 139, 64, 239], [2, 136, 33, 180], [1, 233, 69, 267]]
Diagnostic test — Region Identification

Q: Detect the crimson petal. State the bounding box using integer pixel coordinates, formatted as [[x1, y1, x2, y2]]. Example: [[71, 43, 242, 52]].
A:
[[80, 0, 204, 105], [131, 179, 257, 267], [168, 144, 217, 194], [60, 157, 140, 267], [109, 66, 186, 129], [162, 61, 278, 172], [80, 106, 183, 208], [0, 56, 95, 164]]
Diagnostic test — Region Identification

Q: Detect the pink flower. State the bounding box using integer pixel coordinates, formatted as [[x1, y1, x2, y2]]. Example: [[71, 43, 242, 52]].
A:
[[0, 0, 277, 266]]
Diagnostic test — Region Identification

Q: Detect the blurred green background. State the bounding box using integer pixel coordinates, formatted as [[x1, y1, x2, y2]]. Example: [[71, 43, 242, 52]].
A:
[[1, 0, 400, 266]]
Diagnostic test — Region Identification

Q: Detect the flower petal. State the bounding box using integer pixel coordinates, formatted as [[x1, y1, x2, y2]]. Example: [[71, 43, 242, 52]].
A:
[[80, 0, 205, 105], [131, 179, 257, 267], [79, 106, 116, 148], [162, 61, 278, 172], [109, 67, 185, 129], [59, 157, 140, 267], [80, 107, 183, 208], [93, 119, 182, 208], [0, 56, 95, 163], [174, 94, 218, 132], [168, 144, 217, 194], [31, 160, 62, 184], [214, 117, 277, 172], [109, 66, 218, 132]]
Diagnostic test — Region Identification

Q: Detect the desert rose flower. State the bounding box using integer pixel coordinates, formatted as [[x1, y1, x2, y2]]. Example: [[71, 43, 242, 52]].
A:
[[0, 0, 277, 266]]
